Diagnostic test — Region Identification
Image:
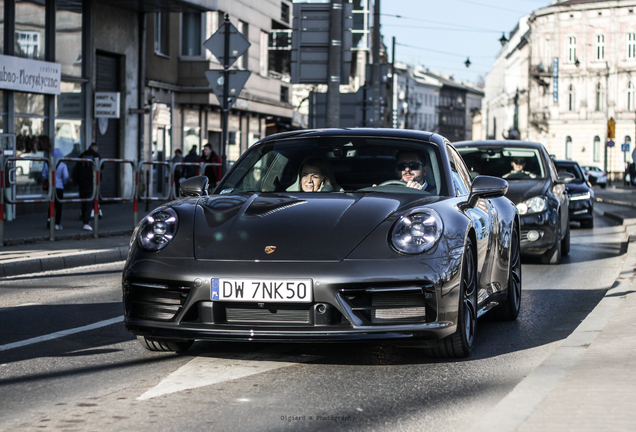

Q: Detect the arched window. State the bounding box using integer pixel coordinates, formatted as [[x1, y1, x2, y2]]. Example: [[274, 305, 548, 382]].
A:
[[596, 83, 604, 111], [568, 85, 576, 111], [628, 82, 635, 112], [593, 136, 601, 162], [565, 136, 573, 160]]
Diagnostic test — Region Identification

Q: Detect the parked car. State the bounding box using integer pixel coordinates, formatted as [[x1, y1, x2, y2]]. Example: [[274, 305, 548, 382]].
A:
[[123, 129, 521, 358], [581, 165, 607, 188], [455, 140, 571, 264], [553, 160, 594, 228]]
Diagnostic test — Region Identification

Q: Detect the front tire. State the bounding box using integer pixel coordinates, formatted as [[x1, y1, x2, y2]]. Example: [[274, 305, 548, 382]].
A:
[[137, 336, 194, 352], [426, 238, 477, 358], [492, 227, 521, 321], [541, 236, 562, 264]]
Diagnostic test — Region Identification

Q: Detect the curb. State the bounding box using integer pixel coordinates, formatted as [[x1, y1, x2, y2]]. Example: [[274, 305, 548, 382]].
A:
[[1, 229, 135, 247], [0, 245, 129, 277]]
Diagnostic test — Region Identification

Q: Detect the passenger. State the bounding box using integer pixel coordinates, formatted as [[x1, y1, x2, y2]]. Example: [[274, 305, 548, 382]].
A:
[[395, 150, 436, 191], [503, 156, 536, 179], [298, 157, 336, 192]]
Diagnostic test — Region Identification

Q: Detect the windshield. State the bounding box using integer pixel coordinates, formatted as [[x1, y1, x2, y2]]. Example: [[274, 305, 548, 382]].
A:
[[217, 136, 446, 196], [457, 147, 547, 180]]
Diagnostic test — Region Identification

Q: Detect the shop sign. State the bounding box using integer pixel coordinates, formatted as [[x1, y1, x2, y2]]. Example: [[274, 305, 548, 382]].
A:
[[94, 92, 120, 118], [0, 55, 61, 94]]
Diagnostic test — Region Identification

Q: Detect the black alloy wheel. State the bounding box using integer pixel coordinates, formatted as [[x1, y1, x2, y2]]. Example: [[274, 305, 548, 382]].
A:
[[426, 238, 477, 358], [492, 227, 521, 321]]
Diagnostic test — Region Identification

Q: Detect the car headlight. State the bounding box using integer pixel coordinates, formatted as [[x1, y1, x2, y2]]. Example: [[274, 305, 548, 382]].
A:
[[570, 191, 591, 201], [516, 196, 547, 215], [391, 210, 443, 254], [138, 208, 178, 251]]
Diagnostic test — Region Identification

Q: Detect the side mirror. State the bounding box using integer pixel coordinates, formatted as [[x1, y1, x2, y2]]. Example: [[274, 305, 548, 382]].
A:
[[467, 175, 508, 207], [180, 176, 209, 197], [556, 172, 575, 184]]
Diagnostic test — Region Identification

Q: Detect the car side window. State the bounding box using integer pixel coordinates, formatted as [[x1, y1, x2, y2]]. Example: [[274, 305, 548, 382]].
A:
[[447, 145, 471, 196]]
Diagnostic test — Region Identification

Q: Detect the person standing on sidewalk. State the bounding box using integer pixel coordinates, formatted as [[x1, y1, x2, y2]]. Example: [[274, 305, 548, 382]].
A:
[[42, 148, 69, 230], [74, 143, 100, 231], [172, 148, 184, 197], [198, 143, 222, 189]]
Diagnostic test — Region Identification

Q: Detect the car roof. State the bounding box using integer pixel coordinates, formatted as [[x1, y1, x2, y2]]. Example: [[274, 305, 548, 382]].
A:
[[453, 140, 545, 150], [259, 128, 445, 147], [553, 159, 580, 166]]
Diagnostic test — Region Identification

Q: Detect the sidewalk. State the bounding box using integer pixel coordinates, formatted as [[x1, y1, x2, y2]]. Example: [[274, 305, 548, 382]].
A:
[[1, 186, 636, 431], [0, 200, 165, 277]]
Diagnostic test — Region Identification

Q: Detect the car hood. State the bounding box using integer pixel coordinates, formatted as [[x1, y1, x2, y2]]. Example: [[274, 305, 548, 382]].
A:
[[193, 192, 439, 261], [565, 181, 592, 195], [504, 179, 550, 204]]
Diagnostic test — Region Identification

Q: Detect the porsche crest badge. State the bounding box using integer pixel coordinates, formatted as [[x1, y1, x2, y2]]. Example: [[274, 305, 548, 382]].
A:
[[264, 246, 276, 254]]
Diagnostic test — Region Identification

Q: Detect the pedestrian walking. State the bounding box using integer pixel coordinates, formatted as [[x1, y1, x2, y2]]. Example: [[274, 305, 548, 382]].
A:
[[74, 143, 100, 231], [183, 145, 199, 178], [199, 143, 222, 189], [42, 148, 69, 230], [172, 148, 184, 196]]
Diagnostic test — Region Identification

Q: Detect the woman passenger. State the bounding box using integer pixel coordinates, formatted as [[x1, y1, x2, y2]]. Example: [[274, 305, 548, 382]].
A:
[[298, 157, 336, 192]]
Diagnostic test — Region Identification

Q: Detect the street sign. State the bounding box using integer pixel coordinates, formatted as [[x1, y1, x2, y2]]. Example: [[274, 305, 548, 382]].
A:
[[607, 139, 615, 148], [622, 143, 630, 152], [203, 21, 250, 68], [204, 70, 251, 109], [552, 57, 558, 103]]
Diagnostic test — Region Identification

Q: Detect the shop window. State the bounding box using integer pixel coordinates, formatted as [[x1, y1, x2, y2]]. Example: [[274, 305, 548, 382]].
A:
[[181, 12, 202, 57], [155, 12, 169, 56], [16, 1, 45, 60], [56, 0, 83, 77]]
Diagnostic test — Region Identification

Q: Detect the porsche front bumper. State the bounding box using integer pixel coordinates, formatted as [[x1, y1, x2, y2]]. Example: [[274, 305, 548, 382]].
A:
[[122, 256, 463, 343]]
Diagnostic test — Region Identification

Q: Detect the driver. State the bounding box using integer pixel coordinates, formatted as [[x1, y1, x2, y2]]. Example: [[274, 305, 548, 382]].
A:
[[503, 157, 537, 179], [395, 150, 436, 191]]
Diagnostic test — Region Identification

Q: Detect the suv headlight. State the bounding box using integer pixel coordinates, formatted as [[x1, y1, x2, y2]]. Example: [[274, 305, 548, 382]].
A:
[[138, 208, 178, 251], [517, 196, 547, 215], [391, 209, 443, 254]]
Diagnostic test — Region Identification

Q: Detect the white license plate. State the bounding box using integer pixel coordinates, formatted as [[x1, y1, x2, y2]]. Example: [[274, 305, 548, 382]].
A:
[[211, 278, 313, 303]]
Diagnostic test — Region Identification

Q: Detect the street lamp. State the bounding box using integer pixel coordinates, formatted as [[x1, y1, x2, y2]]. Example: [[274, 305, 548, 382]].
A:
[[575, 58, 580, 67], [465, 57, 471, 68], [499, 32, 508, 46]]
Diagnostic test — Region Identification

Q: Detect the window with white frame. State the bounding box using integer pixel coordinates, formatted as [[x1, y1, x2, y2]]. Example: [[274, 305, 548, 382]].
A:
[[260, 31, 268, 76], [593, 136, 601, 162], [565, 136, 573, 160], [568, 84, 576, 111], [181, 12, 202, 57], [596, 34, 605, 61], [568, 36, 577, 63], [628, 82, 635, 112], [237, 20, 249, 69], [595, 83, 604, 111], [628, 33, 635, 59]]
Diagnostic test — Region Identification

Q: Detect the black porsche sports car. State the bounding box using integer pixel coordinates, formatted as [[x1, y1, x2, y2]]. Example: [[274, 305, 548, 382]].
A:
[[123, 129, 521, 358], [553, 159, 594, 228], [455, 140, 572, 264]]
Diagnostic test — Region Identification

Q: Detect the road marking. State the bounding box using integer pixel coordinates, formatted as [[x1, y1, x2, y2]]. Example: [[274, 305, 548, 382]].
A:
[[0, 316, 123, 352], [138, 351, 318, 400]]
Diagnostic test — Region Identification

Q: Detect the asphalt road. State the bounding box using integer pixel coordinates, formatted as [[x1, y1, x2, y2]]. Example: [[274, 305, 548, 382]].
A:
[[0, 213, 627, 432]]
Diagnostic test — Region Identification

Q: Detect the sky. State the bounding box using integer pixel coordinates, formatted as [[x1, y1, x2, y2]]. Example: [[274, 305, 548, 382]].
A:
[[380, 0, 555, 86]]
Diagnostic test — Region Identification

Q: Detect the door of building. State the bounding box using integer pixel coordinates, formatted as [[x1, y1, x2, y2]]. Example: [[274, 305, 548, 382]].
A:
[[95, 52, 121, 198]]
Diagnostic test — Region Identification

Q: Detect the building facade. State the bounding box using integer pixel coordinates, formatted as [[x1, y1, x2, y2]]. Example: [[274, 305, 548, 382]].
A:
[[483, 0, 636, 179], [2, 0, 297, 216]]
